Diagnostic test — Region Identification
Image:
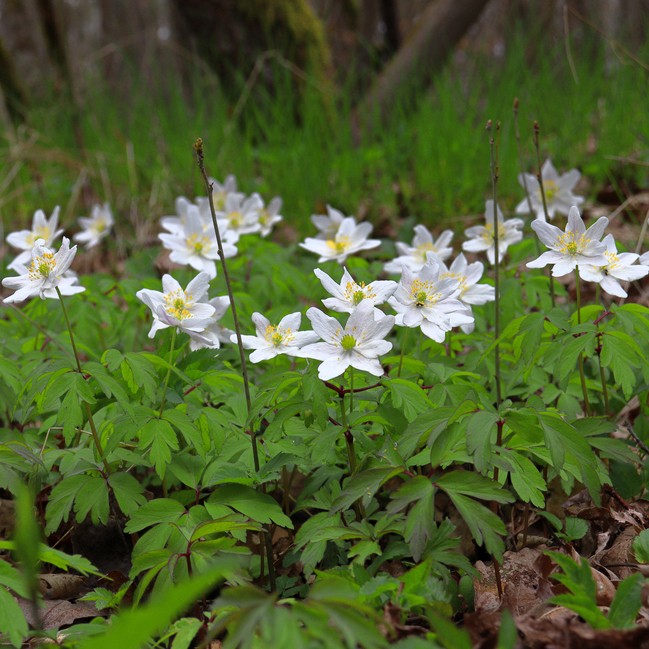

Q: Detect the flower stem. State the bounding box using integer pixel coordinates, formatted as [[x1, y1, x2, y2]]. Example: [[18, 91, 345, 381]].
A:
[[56, 287, 110, 475], [487, 121, 502, 408], [533, 121, 556, 307], [195, 139, 275, 591], [349, 367, 354, 415], [397, 328, 409, 378], [158, 328, 177, 418], [575, 269, 591, 415]]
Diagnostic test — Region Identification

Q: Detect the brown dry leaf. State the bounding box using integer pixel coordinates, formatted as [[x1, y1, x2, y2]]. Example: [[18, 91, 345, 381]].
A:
[[0, 499, 15, 538], [599, 526, 638, 579], [17, 597, 101, 629], [39, 574, 85, 600]]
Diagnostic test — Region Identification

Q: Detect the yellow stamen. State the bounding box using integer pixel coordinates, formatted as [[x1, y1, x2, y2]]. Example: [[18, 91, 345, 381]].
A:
[[28, 251, 56, 279], [164, 289, 192, 320], [341, 334, 356, 351], [343, 280, 376, 305], [264, 324, 294, 346], [542, 179, 559, 202], [415, 242, 436, 262], [326, 236, 351, 255], [557, 231, 589, 257], [410, 279, 439, 307]]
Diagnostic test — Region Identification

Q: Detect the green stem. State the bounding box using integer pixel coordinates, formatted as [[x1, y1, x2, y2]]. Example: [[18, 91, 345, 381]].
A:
[[158, 328, 177, 418], [533, 121, 556, 308], [397, 328, 409, 378], [56, 287, 110, 475], [349, 367, 354, 415], [575, 269, 591, 415], [195, 139, 274, 591], [599, 356, 610, 416]]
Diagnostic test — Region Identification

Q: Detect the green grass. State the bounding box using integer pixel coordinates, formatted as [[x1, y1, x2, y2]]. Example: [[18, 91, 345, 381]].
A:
[[1, 34, 648, 245]]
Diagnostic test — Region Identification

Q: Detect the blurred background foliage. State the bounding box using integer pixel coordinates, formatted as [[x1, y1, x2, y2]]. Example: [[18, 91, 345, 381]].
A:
[[0, 0, 648, 246]]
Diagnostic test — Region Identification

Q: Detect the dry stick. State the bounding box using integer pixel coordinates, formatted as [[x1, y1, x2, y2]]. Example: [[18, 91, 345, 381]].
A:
[[55, 287, 110, 475], [533, 121, 556, 307], [487, 120, 504, 599], [194, 138, 276, 591]]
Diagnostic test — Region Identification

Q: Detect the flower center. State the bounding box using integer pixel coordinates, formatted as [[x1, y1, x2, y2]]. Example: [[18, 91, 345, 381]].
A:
[[326, 236, 351, 255], [341, 334, 356, 351], [187, 233, 210, 254], [482, 223, 506, 243], [415, 242, 435, 262], [164, 289, 192, 320], [343, 280, 376, 305], [28, 251, 56, 279], [557, 231, 589, 257], [543, 179, 559, 202], [214, 192, 226, 210], [410, 279, 439, 307], [27, 226, 51, 246], [264, 324, 293, 347], [228, 211, 243, 229]]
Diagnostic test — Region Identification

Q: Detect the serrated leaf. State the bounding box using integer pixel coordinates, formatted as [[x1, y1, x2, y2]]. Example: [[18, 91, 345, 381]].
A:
[[74, 475, 110, 525], [108, 472, 147, 517], [124, 498, 186, 533], [435, 471, 513, 503], [506, 452, 546, 508], [139, 419, 179, 478], [466, 410, 498, 473], [385, 379, 432, 422], [330, 467, 403, 513], [608, 573, 644, 629], [0, 587, 28, 647], [209, 484, 293, 528], [633, 529, 649, 563]]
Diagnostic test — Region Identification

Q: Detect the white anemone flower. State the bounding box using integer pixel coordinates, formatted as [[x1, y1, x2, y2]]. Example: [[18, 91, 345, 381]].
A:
[[73, 203, 114, 249], [515, 159, 584, 221], [579, 234, 649, 298], [7, 206, 64, 270], [136, 273, 216, 339], [300, 217, 380, 264], [439, 253, 495, 334], [215, 193, 263, 243], [3, 238, 85, 303], [235, 312, 318, 363], [384, 225, 454, 274], [527, 206, 608, 277], [388, 254, 473, 342], [310, 205, 346, 240], [314, 267, 396, 319], [188, 296, 235, 350], [462, 201, 524, 265], [159, 206, 236, 279], [195, 175, 238, 213], [640, 252, 649, 266], [160, 197, 197, 235], [299, 300, 394, 380], [258, 196, 283, 237]]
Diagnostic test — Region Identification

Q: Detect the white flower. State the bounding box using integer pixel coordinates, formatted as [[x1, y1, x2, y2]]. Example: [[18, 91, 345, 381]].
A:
[[527, 206, 608, 277], [136, 273, 216, 339], [640, 252, 649, 265], [7, 206, 64, 270], [188, 296, 235, 350], [195, 175, 238, 213], [215, 193, 263, 243], [298, 300, 394, 380], [310, 205, 346, 240], [515, 159, 584, 221], [462, 201, 524, 264], [388, 254, 473, 342], [73, 203, 114, 249], [314, 267, 396, 319], [384, 225, 454, 274], [258, 196, 283, 237], [160, 197, 197, 235], [300, 217, 380, 264], [439, 253, 495, 333], [3, 238, 85, 303], [579, 234, 649, 298], [159, 206, 236, 279], [234, 312, 318, 363]]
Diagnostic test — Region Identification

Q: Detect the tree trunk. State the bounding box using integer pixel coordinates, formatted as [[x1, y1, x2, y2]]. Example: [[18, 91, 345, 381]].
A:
[[357, 0, 491, 122]]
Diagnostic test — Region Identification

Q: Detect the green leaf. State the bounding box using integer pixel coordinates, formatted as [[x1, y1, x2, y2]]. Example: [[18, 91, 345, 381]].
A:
[[0, 586, 28, 647], [331, 467, 403, 513], [632, 529, 649, 563], [77, 560, 239, 649], [0, 560, 28, 597], [385, 379, 432, 422], [600, 331, 645, 397], [139, 419, 179, 479], [124, 498, 186, 533], [74, 475, 110, 526], [108, 472, 147, 517], [208, 485, 293, 528], [46, 474, 91, 535], [466, 410, 498, 473], [608, 573, 644, 629], [505, 452, 546, 508], [435, 471, 513, 504]]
